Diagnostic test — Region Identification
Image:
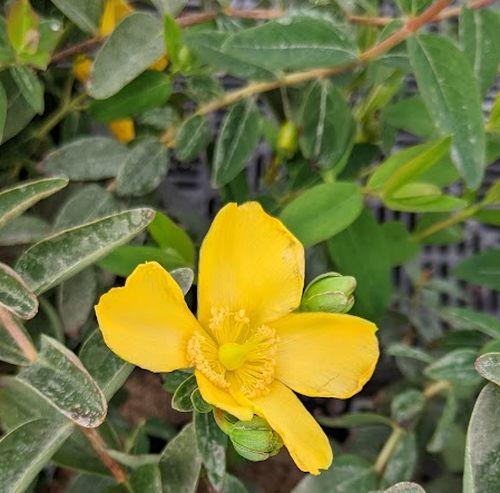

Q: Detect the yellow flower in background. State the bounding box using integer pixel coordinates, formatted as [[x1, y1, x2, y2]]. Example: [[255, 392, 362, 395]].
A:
[[98, 0, 133, 37], [108, 118, 135, 143], [95, 202, 379, 474], [73, 55, 93, 83]]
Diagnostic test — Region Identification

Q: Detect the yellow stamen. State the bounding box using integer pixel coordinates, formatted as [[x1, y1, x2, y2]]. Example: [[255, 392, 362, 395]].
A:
[[187, 308, 278, 398]]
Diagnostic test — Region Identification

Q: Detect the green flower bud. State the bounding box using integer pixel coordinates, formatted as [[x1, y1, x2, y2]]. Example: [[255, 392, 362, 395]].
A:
[[216, 413, 283, 462], [276, 120, 298, 158], [301, 272, 356, 314]]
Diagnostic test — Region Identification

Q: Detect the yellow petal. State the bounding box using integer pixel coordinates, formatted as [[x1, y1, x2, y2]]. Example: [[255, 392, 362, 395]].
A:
[[272, 312, 379, 399], [197, 202, 304, 328], [95, 262, 200, 372], [99, 0, 133, 37], [73, 55, 92, 83], [252, 380, 332, 474], [149, 55, 168, 71], [195, 370, 253, 421], [108, 118, 135, 143]]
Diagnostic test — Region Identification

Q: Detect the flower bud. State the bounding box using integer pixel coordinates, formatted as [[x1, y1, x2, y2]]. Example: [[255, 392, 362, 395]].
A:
[[301, 272, 356, 313], [229, 416, 283, 462], [276, 120, 298, 158]]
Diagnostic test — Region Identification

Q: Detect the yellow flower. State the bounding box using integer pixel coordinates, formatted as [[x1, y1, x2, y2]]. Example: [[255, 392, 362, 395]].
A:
[[73, 55, 93, 83], [108, 118, 135, 143], [95, 202, 379, 474], [99, 0, 133, 37]]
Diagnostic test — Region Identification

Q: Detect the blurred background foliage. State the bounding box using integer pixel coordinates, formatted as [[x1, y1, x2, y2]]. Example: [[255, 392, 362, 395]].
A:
[[0, 0, 499, 492]]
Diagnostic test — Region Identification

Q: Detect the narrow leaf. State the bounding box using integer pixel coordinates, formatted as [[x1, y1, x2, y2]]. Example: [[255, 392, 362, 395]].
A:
[[17, 335, 107, 427], [42, 137, 128, 181], [9, 65, 44, 114], [0, 261, 38, 319], [212, 99, 260, 187], [16, 208, 155, 294], [0, 177, 68, 230], [89, 12, 164, 99], [0, 418, 73, 493], [408, 34, 485, 188]]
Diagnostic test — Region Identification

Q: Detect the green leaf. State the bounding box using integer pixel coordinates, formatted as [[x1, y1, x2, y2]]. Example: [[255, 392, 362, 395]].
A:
[[381, 432, 418, 488], [384, 483, 426, 493], [414, 213, 463, 245], [318, 412, 394, 429], [464, 384, 500, 493], [0, 177, 68, 231], [89, 71, 171, 123], [223, 15, 356, 72], [391, 389, 425, 424], [175, 115, 211, 162], [0, 81, 7, 140], [328, 208, 392, 321], [15, 208, 155, 294], [0, 315, 33, 365], [89, 12, 164, 99], [382, 96, 435, 138], [424, 349, 481, 386], [292, 454, 378, 493], [384, 187, 466, 213], [299, 80, 355, 170], [0, 261, 38, 319], [190, 389, 212, 413], [381, 221, 420, 265], [50, 0, 102, 34], [9, 65, 44, 114], [0, 70, 36, 143], [387, 343, 433, 364], [440, 307, 500, 339], [159, 424, 202, 493], [368, 138, 451, 194], [115, 138, 169, 197], [280, 182, 363, 247], [0, 214, 50, 246], [17, 335, 107, 427], [19, 18, 63, 70], [212, 99, 260, 187], [0, 18, 16, 66], [475, 353, 500, 386], [79, 329, 133, 400], [43, 137, 128, 181], [54, 184, 119, 231], [194, 412, 227, 490], [6, 0, 39, 55], [162, 369, 192, 393], [99, 245, 187, 277], [185, 31, 273, 80], [453, 249, 500, 291], [171, 374, 197, 412], [170, 267, 194, 296], [408, 34, 485, 189], [460, 8, 500, 96], [0, 418, 73, 493], [57, 267, 97, 335], [148, 211, 195, 266], [427, 390, 457, 453], [164, 13, 183, 69]]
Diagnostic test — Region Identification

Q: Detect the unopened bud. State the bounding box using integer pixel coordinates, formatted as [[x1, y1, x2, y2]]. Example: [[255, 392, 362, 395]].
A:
[[215, 412, 283, 462], [230, 416, 283, 462], [276, 120, 298, 158], [301, 272, 356, 313]]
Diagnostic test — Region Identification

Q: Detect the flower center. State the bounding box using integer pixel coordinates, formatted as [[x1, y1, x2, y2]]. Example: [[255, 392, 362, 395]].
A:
[[187, 308, 278, 398]]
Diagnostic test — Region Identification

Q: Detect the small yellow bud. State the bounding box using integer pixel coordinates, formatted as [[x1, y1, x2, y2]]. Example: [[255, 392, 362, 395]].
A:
[[108, 118, 135, 144], [73, 55, 92, 83], [99, 0, 133, 37], [276, 120, 298, 158], [149, 55, 168, 72]]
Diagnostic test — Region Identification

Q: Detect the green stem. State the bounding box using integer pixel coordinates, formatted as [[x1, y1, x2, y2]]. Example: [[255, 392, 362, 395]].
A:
[[374, 426, 405, 474], [423, 380, 451, 400], [35, 93, 87, 140], [411, 204, 480, 242]]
